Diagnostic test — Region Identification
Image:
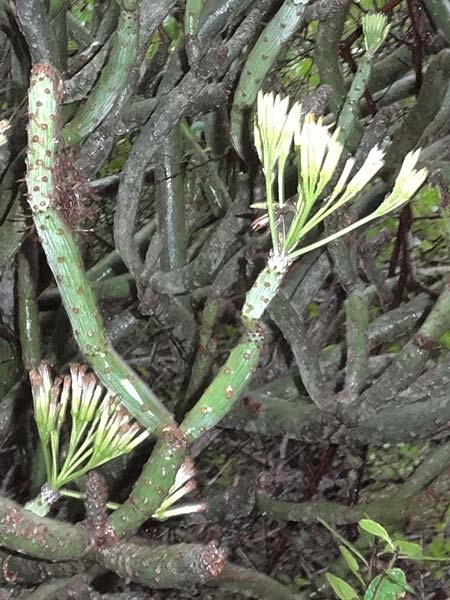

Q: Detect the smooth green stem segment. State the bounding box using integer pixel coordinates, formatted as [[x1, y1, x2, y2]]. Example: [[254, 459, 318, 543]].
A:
[[184, 0, 204, 36], [269, 291, 330, 412], [181, 332, 264, 442], [51, 0, 68, 71], [66, 12, 94, 49], [337, 55, 372, 147], [62, 0, 139, 145], [181, 255, 289, 442], [314, 6, 348, 115], [26, 64, 174, 434], [110, 426, 187, 537], [230, 0, 309, 157], [18, 251, 42, 369], [343, 288, 369, 401], [257, 493, 398, 527], [241, 257, 289, 326], [257, 442, 450, 528], [355, 275, 450, 414], [155, 126, 187, 272]]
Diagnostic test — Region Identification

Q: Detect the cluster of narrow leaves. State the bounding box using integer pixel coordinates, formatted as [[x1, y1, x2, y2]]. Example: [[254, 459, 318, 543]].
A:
[[322, 517, 441, 600], [30, 363, 206, 520], [253, 90, 428, 262], [30, 362, 149, 491], [363, 12, 391, 57], [252, 14, 427, 265], [152, 458, 206, 521]]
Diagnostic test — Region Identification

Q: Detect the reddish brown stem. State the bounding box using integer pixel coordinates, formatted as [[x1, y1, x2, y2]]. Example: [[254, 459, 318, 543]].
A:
[[389, 205, 413, 308], [407, 0, 424, 92]]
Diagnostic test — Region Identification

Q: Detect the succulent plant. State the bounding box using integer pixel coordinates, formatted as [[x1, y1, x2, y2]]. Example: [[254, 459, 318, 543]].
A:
[[26, 362, 149, 516]]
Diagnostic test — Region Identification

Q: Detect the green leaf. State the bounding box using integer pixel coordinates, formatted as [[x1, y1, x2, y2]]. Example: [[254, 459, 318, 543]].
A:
[[393, 539, 423, 559], [439, 331, 450, 350], [318, 517, 368, 565], [339, 546, 365, 587], [359, 519, 394, 549], [326, 573, 361, 600], [339, 545, 360, 573], [363, 13, 390, 56], [364, 568, 409, 600]]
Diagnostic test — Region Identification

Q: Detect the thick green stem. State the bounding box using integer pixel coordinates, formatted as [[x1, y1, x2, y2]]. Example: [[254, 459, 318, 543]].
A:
[[98, 541, 226, 588], [182, 255, 289, 441], [66, 13, 93, 49], [111, 259, 290, 534], [337, 55, 371, 149], [419, 78, 450, 145], [109, 426, 187, 537], [87, 220, 156, 283], [258, 441, 450, 530], [23, 492, 54, 518], [154, 126, 187, 273], [383, 50, 450, 172], [327, 232, 370, 403], [342, 287, 369, 401], [242, 257, 289, 327], [51, 0, 68, 71], [257, 493, 406, 528], [185, 0, 204, 36], [0, 549, 81, 585], [337, 14, 390, 149], [62, 0, 139, 145], [39, 273, 135, 306], [26, 64, 174, 433], [230, 0, 309, 157], [181, 332, 264, 442], [25, 574, 92, 600], [141, 127, 195, 357], [314, 4, 348, 115], [0, 496, 89, 561]]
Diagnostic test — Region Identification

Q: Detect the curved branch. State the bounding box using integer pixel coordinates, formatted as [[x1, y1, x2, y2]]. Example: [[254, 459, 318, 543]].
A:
[[14, 0, 62, 70], [62, 0, 139, 146], [0, 496, 89, 561]]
